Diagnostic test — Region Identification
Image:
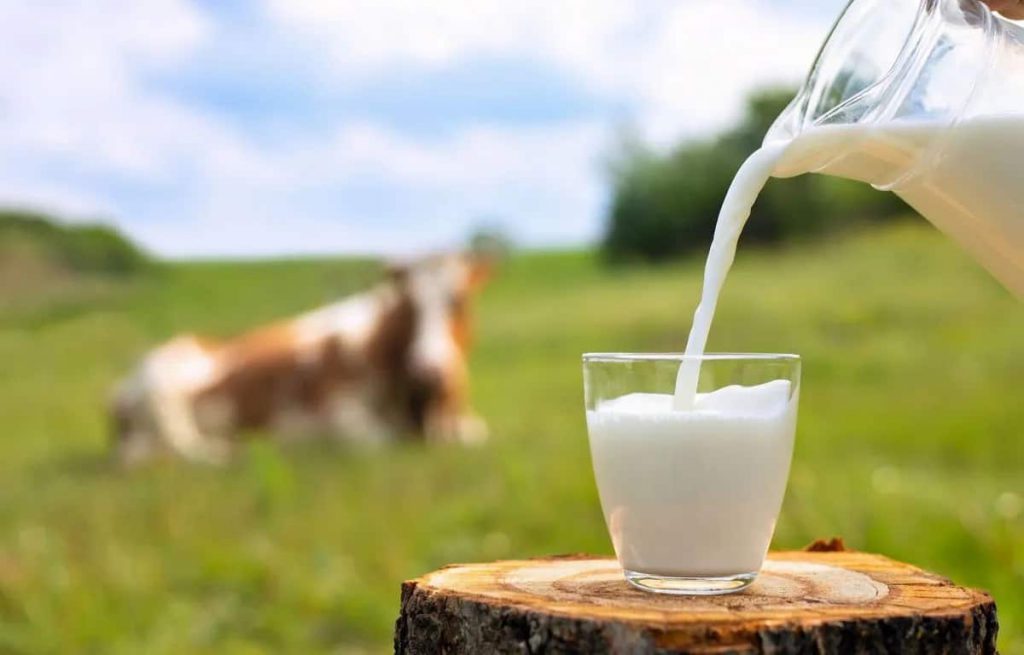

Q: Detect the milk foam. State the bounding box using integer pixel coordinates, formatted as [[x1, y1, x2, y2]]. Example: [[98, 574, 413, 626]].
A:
[[604, 379, 792, 417]]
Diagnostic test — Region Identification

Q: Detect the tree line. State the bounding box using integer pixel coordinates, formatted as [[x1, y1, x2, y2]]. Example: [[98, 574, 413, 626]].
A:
[[0, 209, 152, 275]]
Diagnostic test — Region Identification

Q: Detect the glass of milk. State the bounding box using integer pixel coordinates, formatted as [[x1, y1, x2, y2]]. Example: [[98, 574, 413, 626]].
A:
[[583, 353, 800, 595]]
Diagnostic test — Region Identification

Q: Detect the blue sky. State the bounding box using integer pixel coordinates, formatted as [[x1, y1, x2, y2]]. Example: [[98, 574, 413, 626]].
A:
[[0, 0, 846, 258]]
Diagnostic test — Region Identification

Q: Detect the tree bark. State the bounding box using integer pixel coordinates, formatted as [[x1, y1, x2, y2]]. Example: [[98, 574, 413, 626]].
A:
[[395, 550, 997, 654]]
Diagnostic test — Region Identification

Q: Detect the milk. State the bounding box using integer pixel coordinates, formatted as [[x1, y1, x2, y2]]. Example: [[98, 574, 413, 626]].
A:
[[587, 380, 797, 576], [672, 143, 789, 409], [778, 116, 1024, 298], [591, 114, 1021, 578], [675, 115, 1024, 406]]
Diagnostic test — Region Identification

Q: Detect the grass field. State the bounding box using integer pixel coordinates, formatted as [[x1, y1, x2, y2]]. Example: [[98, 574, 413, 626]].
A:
[[0, 222, 1021, 653]]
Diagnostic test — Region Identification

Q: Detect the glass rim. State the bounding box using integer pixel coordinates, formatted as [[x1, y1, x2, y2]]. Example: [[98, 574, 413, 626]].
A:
[[582, 352, 800, 363]]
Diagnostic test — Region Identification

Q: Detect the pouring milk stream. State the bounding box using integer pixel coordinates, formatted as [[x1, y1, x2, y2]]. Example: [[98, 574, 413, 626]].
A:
[[673, 0, 1024, 407], [587, 0, 1023, 588], [674, 115, 1024, 406]]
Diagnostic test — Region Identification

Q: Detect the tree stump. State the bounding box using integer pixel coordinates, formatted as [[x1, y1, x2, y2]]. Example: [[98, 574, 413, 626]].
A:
[[395, 550, 997, 654]]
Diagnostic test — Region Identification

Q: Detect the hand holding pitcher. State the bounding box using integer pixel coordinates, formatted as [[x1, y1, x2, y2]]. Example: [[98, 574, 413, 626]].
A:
[[983, 0, 1024, 19]]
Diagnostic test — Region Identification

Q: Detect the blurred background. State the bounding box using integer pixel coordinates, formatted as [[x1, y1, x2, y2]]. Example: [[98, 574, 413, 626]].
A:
[[1, 1, 1022, 653]]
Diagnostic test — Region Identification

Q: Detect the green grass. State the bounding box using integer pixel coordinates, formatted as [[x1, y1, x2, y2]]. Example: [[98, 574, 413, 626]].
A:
[[0, 222, 1021, 653]]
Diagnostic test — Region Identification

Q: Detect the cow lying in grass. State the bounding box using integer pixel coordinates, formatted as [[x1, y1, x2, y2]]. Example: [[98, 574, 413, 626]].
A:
[[111, 254, 491, 465]]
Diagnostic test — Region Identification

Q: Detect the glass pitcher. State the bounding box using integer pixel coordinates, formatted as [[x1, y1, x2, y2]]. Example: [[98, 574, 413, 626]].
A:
[[766, 0, 1024, 297]]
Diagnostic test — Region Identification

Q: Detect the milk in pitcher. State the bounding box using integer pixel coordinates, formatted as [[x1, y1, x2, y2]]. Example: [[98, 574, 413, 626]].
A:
[[778, 116, 1024, 298]]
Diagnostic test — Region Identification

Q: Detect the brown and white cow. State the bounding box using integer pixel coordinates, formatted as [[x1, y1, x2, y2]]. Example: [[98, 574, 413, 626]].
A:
[[111, 253, 492, 465]]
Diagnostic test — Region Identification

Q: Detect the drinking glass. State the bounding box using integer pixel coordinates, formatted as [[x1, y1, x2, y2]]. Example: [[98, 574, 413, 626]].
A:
[[583, 353, 800, 595]]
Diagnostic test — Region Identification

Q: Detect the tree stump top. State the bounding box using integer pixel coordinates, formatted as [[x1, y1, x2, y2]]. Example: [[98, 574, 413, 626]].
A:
[[396, 551, 998, 654]]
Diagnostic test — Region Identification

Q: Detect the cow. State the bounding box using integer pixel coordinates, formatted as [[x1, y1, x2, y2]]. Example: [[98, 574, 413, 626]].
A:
[[111, 253, 492, 465]]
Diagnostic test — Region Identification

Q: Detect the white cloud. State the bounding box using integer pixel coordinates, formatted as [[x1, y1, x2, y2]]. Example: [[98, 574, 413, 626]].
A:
[[138, 120, 607, 257], [623, 1, 828, 143], [0, 0, 612, 257], [0, 0, 841, 257], [267, 0, 635, 72], [323, 121, 602, 188], [0, 0, 214, 179], [266, 0, 830, 144]]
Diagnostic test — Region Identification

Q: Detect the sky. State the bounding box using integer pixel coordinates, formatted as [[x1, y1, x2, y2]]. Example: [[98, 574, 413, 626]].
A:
[[0, 0, 847, 258]]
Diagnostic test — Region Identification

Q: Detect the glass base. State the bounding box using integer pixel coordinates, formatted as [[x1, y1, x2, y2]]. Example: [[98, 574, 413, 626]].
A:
[[624, 569, 756, 595]]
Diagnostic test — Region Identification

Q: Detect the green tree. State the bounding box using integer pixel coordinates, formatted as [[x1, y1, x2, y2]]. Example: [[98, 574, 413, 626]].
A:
[[0, 209, 153, 275]]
